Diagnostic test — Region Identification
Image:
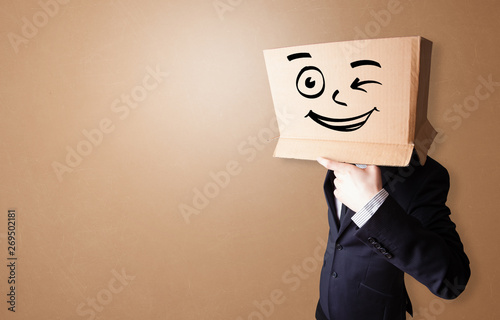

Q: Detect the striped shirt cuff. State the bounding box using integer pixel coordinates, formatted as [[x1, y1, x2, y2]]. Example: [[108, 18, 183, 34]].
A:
[[351, 188, 389, 228]]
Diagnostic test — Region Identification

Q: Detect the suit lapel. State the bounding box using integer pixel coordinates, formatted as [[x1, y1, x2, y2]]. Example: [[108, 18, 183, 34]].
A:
[[324, 170, 340, 235], [338, 205, 355, 236], [380, 166, 398, 191]]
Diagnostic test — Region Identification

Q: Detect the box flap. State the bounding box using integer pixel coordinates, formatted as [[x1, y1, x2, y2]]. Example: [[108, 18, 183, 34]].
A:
[[274, 138, 414, 166]]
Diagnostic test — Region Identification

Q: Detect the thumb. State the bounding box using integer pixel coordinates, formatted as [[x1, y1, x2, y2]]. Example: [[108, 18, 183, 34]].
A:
[[365, 165, 381, 176]]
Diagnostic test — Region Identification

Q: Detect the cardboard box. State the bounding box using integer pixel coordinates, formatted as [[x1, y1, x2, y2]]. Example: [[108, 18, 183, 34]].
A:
[[263, 36, 436, 166]]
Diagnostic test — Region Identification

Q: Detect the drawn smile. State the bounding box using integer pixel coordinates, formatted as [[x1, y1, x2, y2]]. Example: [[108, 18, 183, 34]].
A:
[[305, 107, 379, 132]]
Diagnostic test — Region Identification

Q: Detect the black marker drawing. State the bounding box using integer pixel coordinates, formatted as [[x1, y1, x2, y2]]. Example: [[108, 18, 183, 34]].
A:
[[350, 78, 382, 93], [350, 59, 381, 68], [305, 107, 379, 132], [296, 66, 325, 99], [288, 53, 383, 132]]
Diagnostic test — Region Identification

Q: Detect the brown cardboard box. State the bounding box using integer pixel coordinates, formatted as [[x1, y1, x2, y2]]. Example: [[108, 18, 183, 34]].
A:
[[264, 36, 436, 166]]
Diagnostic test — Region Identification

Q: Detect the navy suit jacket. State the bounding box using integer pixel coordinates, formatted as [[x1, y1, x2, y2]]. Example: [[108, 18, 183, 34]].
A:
[[316, 155, 470, 320]]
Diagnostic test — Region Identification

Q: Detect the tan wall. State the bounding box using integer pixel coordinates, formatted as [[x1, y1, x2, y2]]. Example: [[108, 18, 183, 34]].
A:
[[0, 0, 498, 319]]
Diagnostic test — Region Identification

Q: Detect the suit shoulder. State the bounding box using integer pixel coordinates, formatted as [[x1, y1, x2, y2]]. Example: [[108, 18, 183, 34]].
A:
[[417, 156, 451, 194], [421, 156, 449, 178]]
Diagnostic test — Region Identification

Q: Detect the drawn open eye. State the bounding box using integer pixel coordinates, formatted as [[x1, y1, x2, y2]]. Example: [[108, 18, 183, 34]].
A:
[[296, 66, 325, 99]]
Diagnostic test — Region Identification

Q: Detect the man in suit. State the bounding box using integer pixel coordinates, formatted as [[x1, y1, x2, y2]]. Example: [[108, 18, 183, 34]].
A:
[[314, 151, 470, 320]]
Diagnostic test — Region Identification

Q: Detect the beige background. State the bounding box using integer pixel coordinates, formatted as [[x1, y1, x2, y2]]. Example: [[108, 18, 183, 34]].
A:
[[0, 0, 498, 319]]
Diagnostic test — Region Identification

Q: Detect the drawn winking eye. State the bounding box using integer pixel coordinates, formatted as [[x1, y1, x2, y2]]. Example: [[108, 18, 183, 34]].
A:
[[350, 77, 382, 93], [296, 66, 325, 99]]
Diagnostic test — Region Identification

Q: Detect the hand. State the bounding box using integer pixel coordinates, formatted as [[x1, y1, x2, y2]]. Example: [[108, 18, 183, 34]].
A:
[[317, 157, 382, 212]]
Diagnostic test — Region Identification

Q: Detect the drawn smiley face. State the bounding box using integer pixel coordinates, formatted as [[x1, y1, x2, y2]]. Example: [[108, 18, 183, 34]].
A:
[[287, 52, 382, 132]]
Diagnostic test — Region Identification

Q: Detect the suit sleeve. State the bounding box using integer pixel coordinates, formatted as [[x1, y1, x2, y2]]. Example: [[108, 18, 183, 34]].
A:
[[354, 166, 470, 299]]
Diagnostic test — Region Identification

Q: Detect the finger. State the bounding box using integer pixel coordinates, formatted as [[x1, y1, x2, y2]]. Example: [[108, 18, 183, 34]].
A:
[[316, 157, 334, 169], [317, 157, 351, 172], [333, 177, 341, 188], [333, 188, 341, 200], [333, 188, 346, 205]]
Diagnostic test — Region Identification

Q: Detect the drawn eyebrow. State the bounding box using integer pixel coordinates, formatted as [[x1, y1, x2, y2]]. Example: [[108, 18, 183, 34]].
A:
[[350, 60, 381, 68], [287, 52, 312, 61]]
